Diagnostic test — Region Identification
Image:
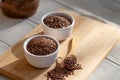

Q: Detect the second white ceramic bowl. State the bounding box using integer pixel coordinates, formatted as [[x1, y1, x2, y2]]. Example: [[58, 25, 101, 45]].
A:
[[41, 11, 75, 41], [23, 35, 59, 68]]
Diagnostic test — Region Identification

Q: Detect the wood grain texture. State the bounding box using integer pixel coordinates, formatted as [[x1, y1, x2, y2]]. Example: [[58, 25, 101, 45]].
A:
[[29, 0, 68, 24], [0, 10, 120, 80], [54, 0, 120, 25], [107, 42, 120, 65], [89, 59, 120, 80], [0, 42, 10, 55], [0, 20, 37, 46]]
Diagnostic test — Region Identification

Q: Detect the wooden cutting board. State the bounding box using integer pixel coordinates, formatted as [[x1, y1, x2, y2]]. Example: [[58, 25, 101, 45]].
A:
[[1, 9, 120, 80]]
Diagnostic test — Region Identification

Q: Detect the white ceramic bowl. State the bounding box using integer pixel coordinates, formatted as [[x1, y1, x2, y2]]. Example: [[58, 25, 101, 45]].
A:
[[41, 11, 75, 41], [23, 35, 59, 68]]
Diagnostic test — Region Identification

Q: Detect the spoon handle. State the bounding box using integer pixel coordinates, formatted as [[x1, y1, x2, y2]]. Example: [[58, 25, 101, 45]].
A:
[[69, 36, 80, 56]]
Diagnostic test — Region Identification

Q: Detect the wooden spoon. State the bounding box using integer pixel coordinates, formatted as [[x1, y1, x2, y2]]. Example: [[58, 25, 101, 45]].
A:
[[64, 36, 81, 69]]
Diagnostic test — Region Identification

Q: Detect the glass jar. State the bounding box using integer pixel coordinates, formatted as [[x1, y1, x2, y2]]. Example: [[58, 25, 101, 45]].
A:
[[0, 0, 39, 18]]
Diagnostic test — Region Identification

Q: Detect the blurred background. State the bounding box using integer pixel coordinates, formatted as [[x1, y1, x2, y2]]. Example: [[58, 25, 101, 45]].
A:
[[54, 0, 120, 25]]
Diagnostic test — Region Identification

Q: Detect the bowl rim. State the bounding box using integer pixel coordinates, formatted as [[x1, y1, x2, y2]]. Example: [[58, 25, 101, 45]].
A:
[[41, 11, 75, 30], [23, 35, 59, 58]]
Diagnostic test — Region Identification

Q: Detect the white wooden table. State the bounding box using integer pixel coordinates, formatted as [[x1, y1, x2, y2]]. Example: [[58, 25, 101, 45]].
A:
[[0, 0, 120, 80]]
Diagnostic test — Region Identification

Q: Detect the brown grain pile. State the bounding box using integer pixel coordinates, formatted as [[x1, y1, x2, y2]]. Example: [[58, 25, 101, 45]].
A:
[[43, 15, 71, 29], [46, 56, 82, 80], [27, 37, 57, 55], [64, 55, 77, 70]]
